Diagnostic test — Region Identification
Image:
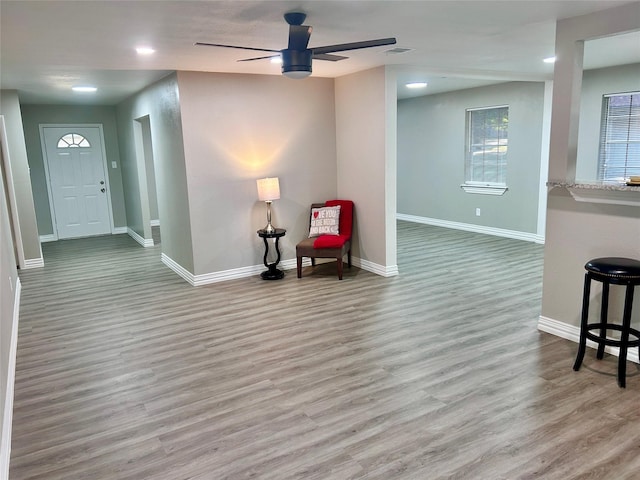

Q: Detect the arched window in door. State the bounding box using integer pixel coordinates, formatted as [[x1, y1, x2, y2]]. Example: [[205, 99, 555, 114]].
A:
[[57, 133, 91, 148]]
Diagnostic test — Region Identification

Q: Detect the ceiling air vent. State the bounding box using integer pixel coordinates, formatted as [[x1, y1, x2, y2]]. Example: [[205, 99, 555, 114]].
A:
[[384, 47, 413, 55]]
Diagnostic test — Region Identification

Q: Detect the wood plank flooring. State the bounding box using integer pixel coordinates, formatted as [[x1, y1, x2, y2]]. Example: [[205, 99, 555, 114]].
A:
[[10, 222, 640, 479]]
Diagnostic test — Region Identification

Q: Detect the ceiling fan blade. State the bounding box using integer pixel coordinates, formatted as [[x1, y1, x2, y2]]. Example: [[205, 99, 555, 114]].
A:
[[238, 54, 281, 62], [312, 38, 397, 55], [195, 42, 280, 54], [313, 53, 348, 62], [288, 25, 312, 50]]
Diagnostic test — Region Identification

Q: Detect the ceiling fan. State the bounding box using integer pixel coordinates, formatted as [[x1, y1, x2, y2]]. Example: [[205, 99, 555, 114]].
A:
[[196, 12, 397, 79]]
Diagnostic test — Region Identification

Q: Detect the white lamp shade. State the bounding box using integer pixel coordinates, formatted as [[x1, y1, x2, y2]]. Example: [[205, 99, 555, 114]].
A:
[[257, 177, 280, 201]]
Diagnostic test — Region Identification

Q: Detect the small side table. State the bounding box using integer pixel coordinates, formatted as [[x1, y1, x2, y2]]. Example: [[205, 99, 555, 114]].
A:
[[257, 228, 286, 280]]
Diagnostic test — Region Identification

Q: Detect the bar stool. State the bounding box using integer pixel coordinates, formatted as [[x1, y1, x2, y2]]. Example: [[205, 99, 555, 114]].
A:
[[573, 257, 640, 388]]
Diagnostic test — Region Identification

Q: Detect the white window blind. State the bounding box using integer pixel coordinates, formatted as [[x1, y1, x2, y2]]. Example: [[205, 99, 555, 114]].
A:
[[465, 105, 509, 186], [598, 92, 640, 182]]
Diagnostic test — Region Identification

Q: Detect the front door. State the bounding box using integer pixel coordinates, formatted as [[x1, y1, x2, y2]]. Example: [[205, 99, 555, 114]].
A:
[[41, 126, 112, 239]]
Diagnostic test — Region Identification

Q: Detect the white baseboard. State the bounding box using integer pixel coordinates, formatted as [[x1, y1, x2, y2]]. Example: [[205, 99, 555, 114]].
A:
[[22, 257, 44, 269], [39, 234, 56, 243], [113, 227, 127, 235], [397, 213, 545, 244], [161, 253, 195, 284], [353, 256, 399, 277], [161, 255, 313, 286], [1, 278, 21, 480], [127, 228, 154, 248], [538, 315, 639, 364], [150, 219, 160, 227], [161, 252, 398, 286]]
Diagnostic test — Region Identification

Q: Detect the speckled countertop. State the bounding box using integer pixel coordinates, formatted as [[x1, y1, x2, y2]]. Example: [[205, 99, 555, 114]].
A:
[[547, 180, 640, 191]]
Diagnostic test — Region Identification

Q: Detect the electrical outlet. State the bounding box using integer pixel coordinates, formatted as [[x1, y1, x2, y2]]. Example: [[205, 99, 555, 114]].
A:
[[475, 208, 481, 216], [112, 161, 117, 169]]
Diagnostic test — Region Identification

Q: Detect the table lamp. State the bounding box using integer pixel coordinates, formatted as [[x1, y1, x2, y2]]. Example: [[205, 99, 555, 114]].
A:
[[256, 177, 280, 233]]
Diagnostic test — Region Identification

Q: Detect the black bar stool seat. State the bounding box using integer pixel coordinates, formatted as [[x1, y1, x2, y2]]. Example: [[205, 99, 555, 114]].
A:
[[573, 257, 640, 388]]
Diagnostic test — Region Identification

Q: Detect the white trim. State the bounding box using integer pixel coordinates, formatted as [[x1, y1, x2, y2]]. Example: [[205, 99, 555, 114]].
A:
[[39, 234, 56, 243], [190, 258, 307, 286], [161, 253, 398, 287], [112, 227, 127, 235], [460, 183, 508, 195], [127, 228, 154, 248], [537, 81, 553, 238], [150, 219, 160, 227], [604, 90, 640, 98], [1, 278, 21, 480], [194, 264, 265, 286], [0, 116, 27, 269], [22, 257, 44, 269], [161, 253, 195, 285], [397, 213, 545, 244], [538, 315, 639, 364], [353, 256, 399, 277]]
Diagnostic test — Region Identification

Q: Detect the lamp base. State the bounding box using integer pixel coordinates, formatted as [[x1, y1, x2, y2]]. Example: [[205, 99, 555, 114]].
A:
[[263, 223, 276, 234]]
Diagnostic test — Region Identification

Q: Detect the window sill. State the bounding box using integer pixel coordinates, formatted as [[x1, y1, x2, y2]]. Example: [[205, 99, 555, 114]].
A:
[[460, 184, 508, 196]]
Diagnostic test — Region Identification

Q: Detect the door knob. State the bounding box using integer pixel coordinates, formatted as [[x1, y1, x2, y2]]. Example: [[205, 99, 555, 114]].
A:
[[100, 180, 105, 185], [101, 188, 106, 193]]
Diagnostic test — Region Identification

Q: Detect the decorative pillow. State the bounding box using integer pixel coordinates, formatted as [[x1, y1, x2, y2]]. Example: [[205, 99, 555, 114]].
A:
[[309, 205, 341, 237]]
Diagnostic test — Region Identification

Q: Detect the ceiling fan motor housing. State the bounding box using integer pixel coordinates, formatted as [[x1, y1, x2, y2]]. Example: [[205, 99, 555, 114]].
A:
[[281, 49, 312, 78]]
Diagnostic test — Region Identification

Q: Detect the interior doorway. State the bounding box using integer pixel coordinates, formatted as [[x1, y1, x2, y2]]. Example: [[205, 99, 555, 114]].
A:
[[134, 116, 160, 245]]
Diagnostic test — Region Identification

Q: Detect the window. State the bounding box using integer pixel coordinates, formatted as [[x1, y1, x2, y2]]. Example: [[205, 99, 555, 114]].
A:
[[598, 92, 640, 182], [57, 133, 91, 148], [462, 105, 509, 195]]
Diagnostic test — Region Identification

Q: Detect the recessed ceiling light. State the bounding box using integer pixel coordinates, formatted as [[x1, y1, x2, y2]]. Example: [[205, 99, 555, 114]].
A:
[[136, 46, 155, 55], [72, 86, 97, 93], [406, 82, 428, 89], [270, 56, 282, 64], [543, 56, 556, 63]]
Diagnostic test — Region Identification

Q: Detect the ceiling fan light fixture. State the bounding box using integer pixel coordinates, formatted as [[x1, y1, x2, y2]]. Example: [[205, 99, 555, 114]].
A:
[[283, 70, 311, 79], [281, 49, 312, 79]]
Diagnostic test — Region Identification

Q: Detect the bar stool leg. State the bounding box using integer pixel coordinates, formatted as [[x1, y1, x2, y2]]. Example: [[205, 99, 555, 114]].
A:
[[574, 273, 591, 371], [617, 284, 635, 388], [597, 282, 610, 359]]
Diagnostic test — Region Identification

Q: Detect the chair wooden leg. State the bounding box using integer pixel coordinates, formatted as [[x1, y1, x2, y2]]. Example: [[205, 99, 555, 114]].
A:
[[311, 258, 316, 266], [337, 258, 343, 280], [296, 256, 302, 278], [347, 249, 352, 268]]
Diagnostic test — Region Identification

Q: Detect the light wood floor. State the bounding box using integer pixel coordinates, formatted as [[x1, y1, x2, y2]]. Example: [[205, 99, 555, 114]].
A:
[[10, 222, 640, 479]]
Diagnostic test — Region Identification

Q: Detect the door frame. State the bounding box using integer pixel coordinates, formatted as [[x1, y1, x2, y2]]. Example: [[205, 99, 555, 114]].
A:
[[39, 123, 115, 241]]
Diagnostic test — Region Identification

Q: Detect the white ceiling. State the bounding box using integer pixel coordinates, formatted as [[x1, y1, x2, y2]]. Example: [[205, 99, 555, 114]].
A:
[[1, 0, 639, 105]]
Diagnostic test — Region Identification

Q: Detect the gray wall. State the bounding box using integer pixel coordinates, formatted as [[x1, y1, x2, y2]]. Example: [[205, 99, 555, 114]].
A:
[[397, 81, 545, 234], [176, 71, 337, 275], [20, 105, 127, 235], [575, 63, 640, 181], [0, 118, 20, 475], [116, 73, 193, 272], [0, 91, 41, 262], [335, 67, 397, 273]]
